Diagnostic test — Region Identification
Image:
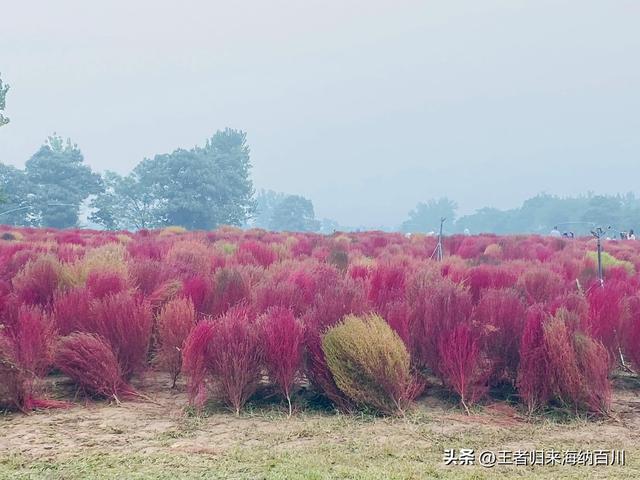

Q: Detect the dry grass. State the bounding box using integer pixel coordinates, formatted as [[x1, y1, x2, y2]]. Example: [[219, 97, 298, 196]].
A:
[[1, 373, 640, 479]]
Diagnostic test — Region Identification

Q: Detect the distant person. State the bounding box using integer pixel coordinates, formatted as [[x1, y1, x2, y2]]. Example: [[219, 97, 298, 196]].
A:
[[463, 228, 471, 236], [630, 229, 636, 240], [550, 226, 561, 237]]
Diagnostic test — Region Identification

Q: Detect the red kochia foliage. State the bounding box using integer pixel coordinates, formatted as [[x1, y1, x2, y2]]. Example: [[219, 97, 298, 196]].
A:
[[622, 295, 640, 371], [474, 288, 526, 385], [182, 320, 217, 407], [182, 305, 262, 414], [0, 306, 58, 411], [52, 288, 93, 336], [542, 313, 583, 409], [367, 261, 406, 309], [573, 333, 611, 415], [208, 305, 262, 414], [259, 307, 304, 415], [182, 275, 212, 314], [86, 270, 129, 299], [12, 256, 61, 307], [408, 277, 473, 378], [516, 305, 550, 413], [517, 266, 565, 304], [210, 268, 251, 317], [587, 281, 627, 363], [236, 240, 277, 267], [437, 323, 488, 413], [87, 293, 153, 380], [156, 297, 197, 387], [55, 333, 137, 402]]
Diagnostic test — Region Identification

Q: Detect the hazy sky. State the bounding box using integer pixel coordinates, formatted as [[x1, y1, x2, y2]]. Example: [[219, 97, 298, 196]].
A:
[[1, 1, 639, 228]]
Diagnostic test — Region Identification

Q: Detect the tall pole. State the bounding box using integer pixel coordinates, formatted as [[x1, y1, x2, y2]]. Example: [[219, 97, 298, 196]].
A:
[[591, 227, 607, 288], [436, 217, 445, 261]]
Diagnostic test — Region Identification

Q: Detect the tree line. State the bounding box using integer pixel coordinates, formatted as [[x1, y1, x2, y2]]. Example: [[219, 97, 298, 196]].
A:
[[401, 194, 640, 236]]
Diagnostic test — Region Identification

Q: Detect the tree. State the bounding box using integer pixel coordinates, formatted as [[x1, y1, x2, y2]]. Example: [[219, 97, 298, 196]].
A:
[[0, 163, 31, 225], [251, 190, 287, 229], [401, 197, 457, 233], [128, 129, 255, 230], [0, 73, 9, 127], [89, 171, 165, 230], [269, 195, 320, 232], [25, 135, 102, 228]]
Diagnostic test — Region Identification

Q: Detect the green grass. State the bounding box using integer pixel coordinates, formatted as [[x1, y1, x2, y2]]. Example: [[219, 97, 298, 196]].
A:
[[1, 407, 637, 480]]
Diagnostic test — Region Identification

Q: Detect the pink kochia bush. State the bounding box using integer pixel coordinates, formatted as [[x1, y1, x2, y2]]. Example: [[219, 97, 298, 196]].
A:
[[0, 307, 61, 411], [408, 277, 473, 378], [517, 306, 611, 415], [52, 288, 93, 336], [87, 293, 153, 380], [54, 333, 137, 402], [156, 297, 197, 387], [259, 307, 305, 415], [516, 305, 550, 413], [182, 305, 262, 414], [438, 323, 488, 414], [474, 288, 526, 385]]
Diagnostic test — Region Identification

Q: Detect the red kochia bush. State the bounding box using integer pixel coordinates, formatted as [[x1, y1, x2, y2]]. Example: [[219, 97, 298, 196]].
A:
[[474, 288, 525, 385], [86, 270, 129, 299], [54, 333, 137, 402], [408, 277, 473, 378], [543, 312, 583, 409], [587, 281, 627, 363], [12, 255, 63, 307], [236, 240, 277, 267], [210, 268, 251, 317], [573, 333, 611, 415], [88, 293, 153, 380], [621, 295, 640, 371], [182, 275, 213, 314], [438, 323, 488, 413], [156, 297, 196, 387], [182, 320, 217, 407], [208, 305, 262, 414], [259, 307, 304, 415], [182, 305, 261, 414], [517, 266, 565, 304], [0, 307, 57, 411], [516, 305, 550, 413], [52, 288, 93, 336]]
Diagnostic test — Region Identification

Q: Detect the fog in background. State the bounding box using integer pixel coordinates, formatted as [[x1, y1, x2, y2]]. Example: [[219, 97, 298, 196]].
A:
[[1, 0, 639, 228]]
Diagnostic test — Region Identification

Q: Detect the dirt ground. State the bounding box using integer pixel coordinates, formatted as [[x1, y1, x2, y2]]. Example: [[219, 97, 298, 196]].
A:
[[2, 373, 640, 479]]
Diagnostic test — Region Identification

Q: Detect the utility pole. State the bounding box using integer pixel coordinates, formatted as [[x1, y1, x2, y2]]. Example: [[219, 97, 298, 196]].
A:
[[435, 217, 445, 261], [590, 226, 609, 288]]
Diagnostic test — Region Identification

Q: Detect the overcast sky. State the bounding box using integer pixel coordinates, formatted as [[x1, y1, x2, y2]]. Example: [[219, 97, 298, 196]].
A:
[[1, 1, 639, 227]]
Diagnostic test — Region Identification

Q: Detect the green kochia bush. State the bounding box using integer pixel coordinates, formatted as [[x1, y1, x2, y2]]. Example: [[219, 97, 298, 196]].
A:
[[322, 313, 423, 416]]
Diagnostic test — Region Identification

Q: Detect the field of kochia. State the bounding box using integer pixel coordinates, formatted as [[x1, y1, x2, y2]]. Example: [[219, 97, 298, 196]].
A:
[[1, 225, 639, 418]]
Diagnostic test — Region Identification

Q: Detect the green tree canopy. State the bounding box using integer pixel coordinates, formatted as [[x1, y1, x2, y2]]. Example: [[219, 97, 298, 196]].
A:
[[89, 171, 165, 230], [0, 164, 31, 224], [0, 73, 9, 127], [90, 128, 255, 230], [401, 197, 457, 233], [252, 189, 287, 229], [25, 135, 102, 228], [269, 194, 320, 232]]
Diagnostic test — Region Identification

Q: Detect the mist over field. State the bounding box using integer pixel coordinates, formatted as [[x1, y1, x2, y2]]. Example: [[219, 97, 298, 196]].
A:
[[1, 1, 639, 232]]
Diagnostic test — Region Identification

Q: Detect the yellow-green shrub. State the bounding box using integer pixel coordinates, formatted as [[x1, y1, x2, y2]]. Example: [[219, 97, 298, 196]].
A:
[[586, 251, 635, 275], [322, 313, 422, 415]]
